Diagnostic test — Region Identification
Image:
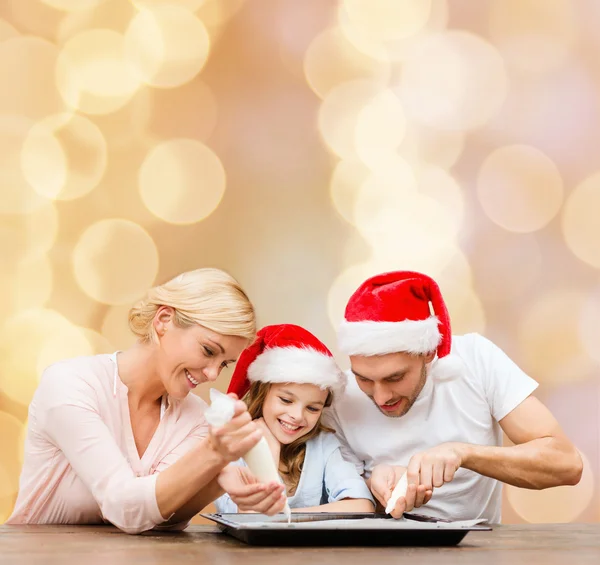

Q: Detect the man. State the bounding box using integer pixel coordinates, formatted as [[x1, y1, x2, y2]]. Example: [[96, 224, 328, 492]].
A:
[[325, 270, 583, 522]]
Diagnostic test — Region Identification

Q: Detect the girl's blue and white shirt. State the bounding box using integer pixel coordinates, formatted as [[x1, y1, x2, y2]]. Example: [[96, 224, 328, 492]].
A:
[[214, 432, 373, 512]]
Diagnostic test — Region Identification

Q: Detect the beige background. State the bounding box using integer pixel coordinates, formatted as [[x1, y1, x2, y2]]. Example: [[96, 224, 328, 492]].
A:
[[0, 0, 598, 525]]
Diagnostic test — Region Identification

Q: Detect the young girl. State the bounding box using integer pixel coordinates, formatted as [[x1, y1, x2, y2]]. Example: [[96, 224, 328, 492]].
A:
[[215, 324, 374, 513]]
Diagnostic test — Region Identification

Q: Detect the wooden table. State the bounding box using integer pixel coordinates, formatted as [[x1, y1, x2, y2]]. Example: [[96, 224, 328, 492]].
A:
[[1, 524, 598, 564]]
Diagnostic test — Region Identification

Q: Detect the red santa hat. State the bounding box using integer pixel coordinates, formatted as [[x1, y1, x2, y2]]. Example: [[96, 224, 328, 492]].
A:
[[227, 324, 346, 398], [338, 271, 463, 380]]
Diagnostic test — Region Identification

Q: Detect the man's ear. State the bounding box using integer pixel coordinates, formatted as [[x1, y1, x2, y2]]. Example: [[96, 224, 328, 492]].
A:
[[423, 351, 436, 364]]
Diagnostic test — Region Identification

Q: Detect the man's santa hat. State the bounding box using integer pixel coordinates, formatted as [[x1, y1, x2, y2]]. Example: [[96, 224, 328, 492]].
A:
[[228, 324, 346, 398], [338, 271, 463, 380]]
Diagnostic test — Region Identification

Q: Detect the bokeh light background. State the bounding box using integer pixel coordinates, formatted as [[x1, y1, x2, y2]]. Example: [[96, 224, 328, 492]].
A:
[[0, 0, 598, 525]]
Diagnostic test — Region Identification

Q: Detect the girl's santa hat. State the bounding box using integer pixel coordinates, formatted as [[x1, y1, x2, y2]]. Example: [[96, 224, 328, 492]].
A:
[[338, 271, 463, 380], [227, 324, 346, 398]]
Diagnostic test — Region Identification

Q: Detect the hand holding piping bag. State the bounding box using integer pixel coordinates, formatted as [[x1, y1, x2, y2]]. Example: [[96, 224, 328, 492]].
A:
[[205, 389, 292, 521]]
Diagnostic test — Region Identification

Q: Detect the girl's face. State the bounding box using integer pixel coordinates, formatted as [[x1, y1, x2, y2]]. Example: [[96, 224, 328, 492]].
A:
[[262, 382, 329, 444]]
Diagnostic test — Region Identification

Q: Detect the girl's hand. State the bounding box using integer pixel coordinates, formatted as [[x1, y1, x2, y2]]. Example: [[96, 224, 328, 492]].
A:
[[218, 465, 286, 515]]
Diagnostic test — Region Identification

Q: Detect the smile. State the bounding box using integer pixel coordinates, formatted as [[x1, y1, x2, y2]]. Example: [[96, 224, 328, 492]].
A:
[[277, 419, 303, 434], [379, 399, 403, 411], [185, 369, 200, 388]]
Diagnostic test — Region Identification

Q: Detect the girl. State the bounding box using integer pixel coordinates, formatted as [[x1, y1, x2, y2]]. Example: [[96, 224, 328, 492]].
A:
[[215, 324, 375, 513], [8, 268, 285, 534]]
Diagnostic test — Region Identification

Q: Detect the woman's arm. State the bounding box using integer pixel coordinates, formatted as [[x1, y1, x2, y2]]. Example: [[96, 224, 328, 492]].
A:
[[38, 369, 263, 533]]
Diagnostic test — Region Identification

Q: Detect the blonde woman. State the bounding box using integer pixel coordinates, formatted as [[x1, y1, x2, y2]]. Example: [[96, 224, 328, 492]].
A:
[[8, 268, 286, 534]]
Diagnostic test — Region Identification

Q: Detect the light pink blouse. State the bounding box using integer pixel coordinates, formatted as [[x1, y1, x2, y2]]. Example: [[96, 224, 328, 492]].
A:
[[7, 353, 209, 534]]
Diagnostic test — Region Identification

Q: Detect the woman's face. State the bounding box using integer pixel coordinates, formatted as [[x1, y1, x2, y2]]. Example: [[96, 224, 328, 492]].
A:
[[154, 307, 249, 400], [262, 382, 329, 445]]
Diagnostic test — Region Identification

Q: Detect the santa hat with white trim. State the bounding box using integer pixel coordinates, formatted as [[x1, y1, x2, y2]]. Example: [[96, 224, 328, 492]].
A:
[[227, 324, 346, 398], [338, 271, 463, 380]]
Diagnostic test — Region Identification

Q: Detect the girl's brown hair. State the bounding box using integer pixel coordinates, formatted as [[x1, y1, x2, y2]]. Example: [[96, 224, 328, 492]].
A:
[[243, 381, 334, 495]]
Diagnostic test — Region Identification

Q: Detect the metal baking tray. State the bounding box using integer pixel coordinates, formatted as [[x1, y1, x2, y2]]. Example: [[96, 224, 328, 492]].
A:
[[201, 512, 492, 546]]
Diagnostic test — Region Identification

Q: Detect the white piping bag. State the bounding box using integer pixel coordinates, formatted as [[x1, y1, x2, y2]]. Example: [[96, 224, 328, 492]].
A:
[[385, 471, 409, 516], [205, 389, 292, 523]]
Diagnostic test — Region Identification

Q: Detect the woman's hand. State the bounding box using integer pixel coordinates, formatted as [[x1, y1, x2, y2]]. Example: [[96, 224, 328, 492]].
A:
[[254, 417, 281, 463], [218, 465, 286, 515], [208, 397, 261, 463]]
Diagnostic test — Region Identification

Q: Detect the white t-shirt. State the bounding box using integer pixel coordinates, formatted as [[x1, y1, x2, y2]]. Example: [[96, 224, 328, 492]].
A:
[[324, 333, 539, 523]]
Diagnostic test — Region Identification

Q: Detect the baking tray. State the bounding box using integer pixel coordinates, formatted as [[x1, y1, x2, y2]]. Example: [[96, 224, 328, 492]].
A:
[[201, 512, 492, 546]]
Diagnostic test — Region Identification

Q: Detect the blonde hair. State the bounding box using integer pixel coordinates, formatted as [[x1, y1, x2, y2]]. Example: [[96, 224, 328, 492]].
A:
[[244, 381, 334, 495], [128, 268, 256, 343]]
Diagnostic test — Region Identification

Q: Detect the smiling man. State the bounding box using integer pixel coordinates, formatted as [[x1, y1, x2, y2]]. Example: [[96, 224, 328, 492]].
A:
[[325, 271, 583, 523]]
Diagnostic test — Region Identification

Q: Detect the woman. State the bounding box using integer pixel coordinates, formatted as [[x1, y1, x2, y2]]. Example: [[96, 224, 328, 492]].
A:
[[7, 268, 286, 534], [215, 324, 374, 513]]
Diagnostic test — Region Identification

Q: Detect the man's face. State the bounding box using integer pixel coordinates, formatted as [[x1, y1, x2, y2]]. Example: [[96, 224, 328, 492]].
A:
[[350, 351, 434, 418]]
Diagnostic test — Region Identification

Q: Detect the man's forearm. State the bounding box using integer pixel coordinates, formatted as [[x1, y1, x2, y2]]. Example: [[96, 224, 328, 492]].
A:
[[460, 437, 583, 489]]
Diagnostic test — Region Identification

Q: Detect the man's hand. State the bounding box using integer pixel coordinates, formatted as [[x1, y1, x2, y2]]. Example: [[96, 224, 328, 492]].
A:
[[370, 464, 433, 519], [406, 442, 466, 492], [208, 396, 262, 464], [218, 465, 286, 515], [254, 418, 281, 463]]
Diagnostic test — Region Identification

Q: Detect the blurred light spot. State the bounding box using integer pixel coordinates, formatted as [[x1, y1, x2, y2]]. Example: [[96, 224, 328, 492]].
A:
[[21, 113, 107, 201], [417, 166, 465, 227], [303, 27, 391, 100], [470, 231, 542, 302], [318, 79, 383, 159], [6, 0, 63, 41], [489, 0, 576, 75], [443, 283, 486, 335], [101, 304, 138, 350], [416, 125, 464, 169], [580, 287, 600, 365], [132, 0, 207, 10], [518, 290, 596, 385], [197, 0, 246, 30], [73, 219, 159, 305], [338, 0, 448, 63], [12, 254, 54, 313], [477, 145, 563, 233], [400, 31, 508, 130], [56, 29, 141, 115], [57, 0, 136, 43], [0, 411, 23, 521], [147, 80, 217, 141], [42, 0, 106, 11], [82, 328, 114, 354], [507, 450, 593, 522], [341, 0, 431, 43], [562, 172, 600, 269], [353, 161, 461, 250], [0, 309, 93, 406], [354, 89, 406, 169], [124, 5, 210, 88], [0, 18, 19, 42], [0, 115, 49, 215], [0, 37, 65, 120], [0, 202, 58, 265], [92, 87, 153, 149], [139, 139, 225, 225], [330, 159, 371, 225], [328, 262, 382, 330]]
